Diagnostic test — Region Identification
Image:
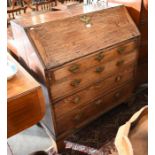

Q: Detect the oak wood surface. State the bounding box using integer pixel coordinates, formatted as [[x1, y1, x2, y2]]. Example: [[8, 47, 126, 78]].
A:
[[56, 82, 134, 135], [11, 21, 46, 82], [109, 0, 142, 25], [109, 0, 148, 85], [11, 3, 119, 28], [28, 5, 140, 69], [7, 53, 46, 137], [10, 4, 140, 150], [51, 50, 138, 100], [54, 66, 134, 119], [50, 40, 137, 81], [7, 53, 40, 100], [12, 10, 71, 27]]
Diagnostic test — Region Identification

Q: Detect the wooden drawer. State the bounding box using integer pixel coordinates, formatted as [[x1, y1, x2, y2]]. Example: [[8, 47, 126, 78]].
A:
[[54, 66, 135, 119], [55, 82, 134, 135], [50, 40, 138, 81], [51, 51, 137, 100]]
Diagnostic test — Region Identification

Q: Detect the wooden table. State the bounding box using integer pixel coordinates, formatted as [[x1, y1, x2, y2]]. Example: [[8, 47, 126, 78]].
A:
[[7, 53, 46, 138]]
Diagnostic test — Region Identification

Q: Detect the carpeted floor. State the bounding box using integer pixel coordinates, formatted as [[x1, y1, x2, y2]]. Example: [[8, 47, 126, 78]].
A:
[[63, 86, 147, 155]]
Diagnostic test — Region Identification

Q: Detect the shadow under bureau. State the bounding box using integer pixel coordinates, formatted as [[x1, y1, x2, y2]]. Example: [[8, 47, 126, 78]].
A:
[[10, 3, 140, 150]]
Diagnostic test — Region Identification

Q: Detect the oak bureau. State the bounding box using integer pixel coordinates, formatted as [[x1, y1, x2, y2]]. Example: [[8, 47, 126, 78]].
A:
[[10, 3, 140, 150]]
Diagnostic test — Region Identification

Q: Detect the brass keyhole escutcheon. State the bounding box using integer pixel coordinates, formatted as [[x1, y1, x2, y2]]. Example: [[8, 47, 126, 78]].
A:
[[94, 99, 102, 106], [115, 76, 122, 82], [73, 96, 81, 104], [80, 15, 92, 25]]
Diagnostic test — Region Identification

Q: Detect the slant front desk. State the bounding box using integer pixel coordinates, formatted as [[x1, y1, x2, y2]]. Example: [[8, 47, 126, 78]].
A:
[[11, 4, 140, 150]]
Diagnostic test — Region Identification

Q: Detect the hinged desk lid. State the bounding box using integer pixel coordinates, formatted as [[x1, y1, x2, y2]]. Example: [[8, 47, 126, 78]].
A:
[[26, 5, 140, 69]]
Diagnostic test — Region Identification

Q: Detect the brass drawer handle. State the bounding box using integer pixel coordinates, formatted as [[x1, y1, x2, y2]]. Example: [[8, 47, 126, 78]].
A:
[[74, 113, 82, 122], [70, 79, 81, 87], [95, 66, 105, 73], [73, 96, 81, 104], [114, 92, 121, 99], [94, 99, 102, 106], [117, 47, 125, 54], [95, 52, 104, 62], [116, 60, 125, 66], [115, 75, 122, 82], [68, 64, 80, 73]]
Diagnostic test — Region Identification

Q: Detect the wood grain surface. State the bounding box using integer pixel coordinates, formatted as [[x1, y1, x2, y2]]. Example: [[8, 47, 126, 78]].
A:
[[50, 40, 137, 81], [10, 4, 141, 150], [7, 53, 46, 137], [109, 0, 142, 25], [54, 66, 135, 119], [56, 82, 134, 135], [51, 51, 138, 100], [28, 5, 140, 69]]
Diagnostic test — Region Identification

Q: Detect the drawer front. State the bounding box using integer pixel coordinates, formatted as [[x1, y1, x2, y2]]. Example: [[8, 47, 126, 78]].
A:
[[55, 82, 134, 135], [54, 66, 135, 119], [50, 40, 137, 81], [51, 51, 137, 100]]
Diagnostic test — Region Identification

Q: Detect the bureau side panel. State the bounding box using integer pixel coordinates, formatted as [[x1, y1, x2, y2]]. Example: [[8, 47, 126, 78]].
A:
[[11, 21, 46, 83]]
